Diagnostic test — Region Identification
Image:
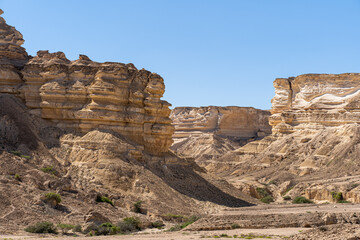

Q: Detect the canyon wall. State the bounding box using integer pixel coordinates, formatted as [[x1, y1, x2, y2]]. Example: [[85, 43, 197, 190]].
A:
[[0, 10, 173, 154], [170, 106, 271, 159], [270, 73, 360, 134]]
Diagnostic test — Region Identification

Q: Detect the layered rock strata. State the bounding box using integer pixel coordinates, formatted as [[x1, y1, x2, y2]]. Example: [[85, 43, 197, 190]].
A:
[[170, 106, 271, 158], [0, 9, 174, 154], [0, 9, 28, 66], [270, 73, 360, 134]]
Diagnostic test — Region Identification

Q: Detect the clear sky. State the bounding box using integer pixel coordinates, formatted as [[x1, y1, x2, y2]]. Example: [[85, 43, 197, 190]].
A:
[[1, 0, 359, 110]]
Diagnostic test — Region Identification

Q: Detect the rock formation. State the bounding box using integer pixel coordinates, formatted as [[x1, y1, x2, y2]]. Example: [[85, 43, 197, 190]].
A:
[[270, 74, 360, 134], [198, 73, 360, 204], [0, 10, 174, 155], [0, 9, 28, 66], [0, 9, 255, 234], [170, 106, 271, 159]]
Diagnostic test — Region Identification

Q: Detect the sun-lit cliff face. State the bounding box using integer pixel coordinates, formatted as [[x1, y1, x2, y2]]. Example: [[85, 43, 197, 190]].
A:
[[270, 73, 360, 134], [0, 9, 174, 155]]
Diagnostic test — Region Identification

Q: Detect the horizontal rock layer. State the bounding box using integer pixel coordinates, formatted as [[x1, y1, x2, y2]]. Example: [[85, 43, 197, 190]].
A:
[[0, 9, 28, 66], [170, 106, 271, 159], [0, 9, 174, 154], [270, 73, 360, 134], [171, 106, 271, 139]]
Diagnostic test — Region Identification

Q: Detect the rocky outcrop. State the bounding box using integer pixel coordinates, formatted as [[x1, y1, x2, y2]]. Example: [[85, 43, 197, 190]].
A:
[[270, 74, 360, 134], [0, 9, 28, 66], [0, 9, 173, 155], [170, 106, 271, 159], [19, 51, 173, 154]]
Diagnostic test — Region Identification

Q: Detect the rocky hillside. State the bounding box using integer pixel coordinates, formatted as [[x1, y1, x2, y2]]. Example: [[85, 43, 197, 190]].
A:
[[196, 73, 360, 204], [0, 9, 256, 234], [170, 106, 271, 159]]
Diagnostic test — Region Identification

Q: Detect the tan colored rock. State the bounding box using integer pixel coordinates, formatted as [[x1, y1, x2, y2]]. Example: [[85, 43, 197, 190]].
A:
[[170, 106, 271, 159], [2, 50, 174, 155], [0, 9, 28, 66], [270, 73, 360, 134]]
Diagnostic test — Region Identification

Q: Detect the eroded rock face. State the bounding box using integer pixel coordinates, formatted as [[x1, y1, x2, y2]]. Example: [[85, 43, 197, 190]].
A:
[[19, 51, 173, 154], [0, 8, 173, 155], [170, 106, 271, 158], [0, 10, 28, 66], [270, 74, 360, 134]]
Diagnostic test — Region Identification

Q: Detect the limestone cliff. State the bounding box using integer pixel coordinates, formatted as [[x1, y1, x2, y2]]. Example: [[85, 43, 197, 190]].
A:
[[204, 73, 360, 204], [0, 10, 173, 155], [270, 74, 360, 134], [170, 106, 271, 159]]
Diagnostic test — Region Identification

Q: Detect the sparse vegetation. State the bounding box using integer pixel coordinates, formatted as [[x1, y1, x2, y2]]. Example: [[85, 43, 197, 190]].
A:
[[44, 192, 61, 205], [331, 192, 343, 202], [231, 223, 240, 229], [292, 196, 313, 204], [151, 220, 165, 228], [338, 200, 351, 203], [168, 215, 200, 231], [282, 186, 294, 196], [9, 150, 31, 159], [283, 195, 291, 200], [260, 195, 274, 204], [14, 174, 21, 181], [57, 223, 74, 234], [73, 224, 82, 232], [96, 195, 114, 206], [256, 187, 273, 204], [133, 200, 142, 213], [25, 222, 57, 234], [40, 166, 56, 175]]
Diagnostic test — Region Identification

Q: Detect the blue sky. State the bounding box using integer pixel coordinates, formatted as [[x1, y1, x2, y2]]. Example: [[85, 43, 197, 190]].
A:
[[1, 0, 359, 110]]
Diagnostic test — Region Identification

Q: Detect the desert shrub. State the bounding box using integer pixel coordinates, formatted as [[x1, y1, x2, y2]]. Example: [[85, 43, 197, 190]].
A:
[[96, 195, 114, 206], [283, 195, 291, 200], [231, 223, 240, 229], [133, 200, 142, 213], [256, 187, 269, 198], [292, 196, 313, 204], [57, 223, 74, 234], [116, 217, 141, 233], [282, 186, 294, 196], [73, 224, 82, 232], [338, 200, 351, 203], [14, 174, 21, 181], [168, 215, 200, 231], [44, 192, 61, 205], [331, 192, 343, 202], [260, 195, 274, 204], [151, 220, 165, 228], [41, 166, 56, 175], [25, 222, 57, 234]]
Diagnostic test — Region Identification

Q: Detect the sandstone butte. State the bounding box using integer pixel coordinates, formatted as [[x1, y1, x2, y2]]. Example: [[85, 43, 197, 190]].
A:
[[0, 9, 173, 155]]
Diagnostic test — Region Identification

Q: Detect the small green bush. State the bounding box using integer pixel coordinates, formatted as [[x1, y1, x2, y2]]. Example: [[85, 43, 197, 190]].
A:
[[292, 196, 313, 204], [338, 200, 351, 203], [14, 174, 21, 181], [260, 195, 274, 204], [231, 223, 240, 229], [168, 215, 200, 231], [41, 166, 56, 175], [283, 195, 291, 200], [256, 187, 269, 198], [57, 223, 74, 234], [44, 192, 61, 205], [96, 195, 114, 206], [331, 192, 343, 202], [151, 220, 165, 228], [73, 224, 82, 233], [123, 217, 141, 230], [25, 222, 57, 234], [133, 200, 142, 213]]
